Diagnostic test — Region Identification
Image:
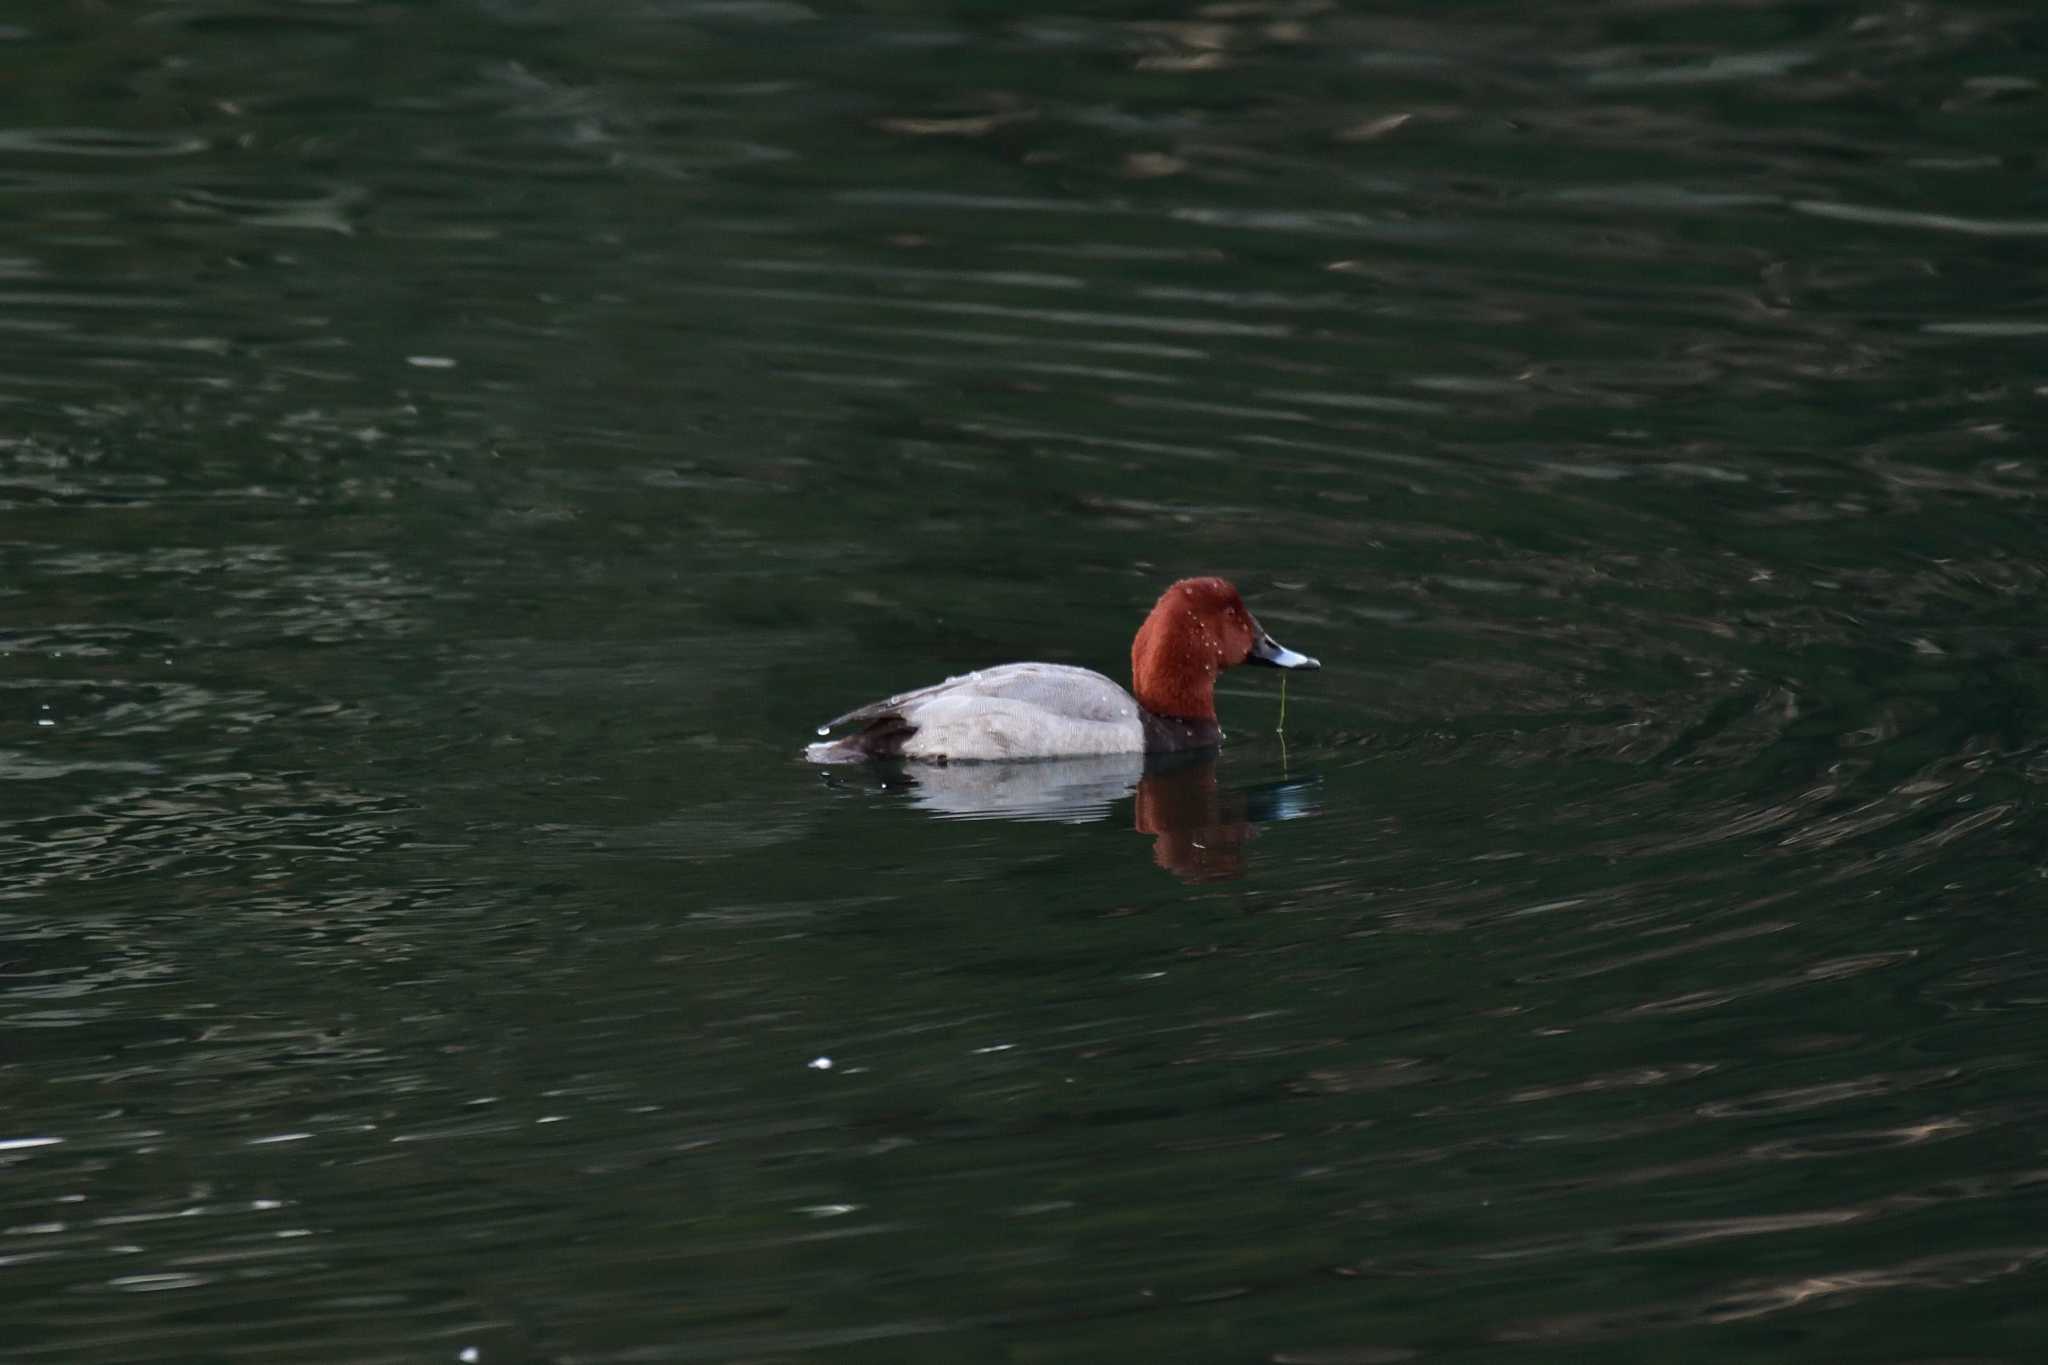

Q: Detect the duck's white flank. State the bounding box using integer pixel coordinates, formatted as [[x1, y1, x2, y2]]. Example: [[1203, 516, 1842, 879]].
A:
[[806, 662, 1146, 762]]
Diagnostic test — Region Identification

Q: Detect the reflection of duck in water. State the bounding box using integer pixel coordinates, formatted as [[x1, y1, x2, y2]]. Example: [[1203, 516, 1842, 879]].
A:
[[1136, 754, 1254, 883], [895, 751, 1147, 824], [1136, 753, 1320, 882], [804, 577, 1317, 763], [835, 750, 1320, 882]]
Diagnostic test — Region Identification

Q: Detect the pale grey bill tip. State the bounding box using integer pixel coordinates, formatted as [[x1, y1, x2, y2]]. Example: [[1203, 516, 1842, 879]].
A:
[[1251, 634, 1319, 670]]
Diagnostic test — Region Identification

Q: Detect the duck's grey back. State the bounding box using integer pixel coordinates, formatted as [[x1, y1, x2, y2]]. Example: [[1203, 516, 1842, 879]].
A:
[[809, 663, 1145, 761]]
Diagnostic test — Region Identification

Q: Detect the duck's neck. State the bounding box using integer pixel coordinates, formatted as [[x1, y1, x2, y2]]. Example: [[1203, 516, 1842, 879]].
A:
[[1131, 616, 1220, 721]]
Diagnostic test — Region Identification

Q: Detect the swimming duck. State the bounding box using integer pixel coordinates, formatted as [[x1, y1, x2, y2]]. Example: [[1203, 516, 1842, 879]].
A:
[[804, 577, 1318, 762]]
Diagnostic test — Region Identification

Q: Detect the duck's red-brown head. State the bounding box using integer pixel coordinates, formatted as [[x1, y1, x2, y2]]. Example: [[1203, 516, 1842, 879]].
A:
[[1129, 576, 1318, 721]]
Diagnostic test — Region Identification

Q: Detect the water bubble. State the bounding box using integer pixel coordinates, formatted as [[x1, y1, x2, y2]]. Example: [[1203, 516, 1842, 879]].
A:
[[807, 1056, 833, 1071], [816, 726, 829, 736]]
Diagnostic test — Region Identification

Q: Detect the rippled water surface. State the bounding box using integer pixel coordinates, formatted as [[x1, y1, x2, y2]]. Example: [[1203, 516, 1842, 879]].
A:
[[6, 2, 2047, 1361]]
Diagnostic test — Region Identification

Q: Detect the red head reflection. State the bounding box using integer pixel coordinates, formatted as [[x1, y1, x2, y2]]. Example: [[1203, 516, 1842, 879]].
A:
[[1134, 760, 1255, 882]]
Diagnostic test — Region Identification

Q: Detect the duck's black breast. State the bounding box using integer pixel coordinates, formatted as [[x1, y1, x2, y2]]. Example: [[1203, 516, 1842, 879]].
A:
[[1140, 710, 1223, 753]]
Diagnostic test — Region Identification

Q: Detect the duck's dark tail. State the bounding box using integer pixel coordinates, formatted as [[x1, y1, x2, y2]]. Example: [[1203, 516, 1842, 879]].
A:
[[802, 713, 917, 764]]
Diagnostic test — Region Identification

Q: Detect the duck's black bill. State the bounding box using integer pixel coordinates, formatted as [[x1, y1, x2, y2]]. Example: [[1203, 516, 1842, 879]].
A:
[[1249, 633, 1319, 670]]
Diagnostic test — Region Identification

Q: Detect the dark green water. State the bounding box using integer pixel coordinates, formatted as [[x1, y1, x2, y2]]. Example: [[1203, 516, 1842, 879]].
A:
[[6, 2, 2047, 1361]]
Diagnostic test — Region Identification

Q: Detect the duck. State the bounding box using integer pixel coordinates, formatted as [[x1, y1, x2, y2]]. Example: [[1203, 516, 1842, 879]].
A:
[[804, 577, 1318, 762]]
